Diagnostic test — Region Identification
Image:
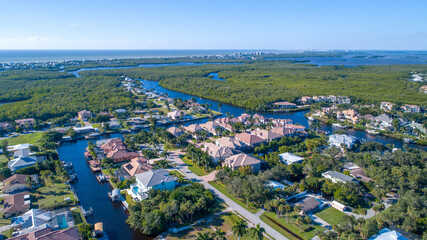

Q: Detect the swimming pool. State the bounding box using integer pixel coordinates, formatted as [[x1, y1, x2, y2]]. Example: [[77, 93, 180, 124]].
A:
[[57, 214, 68, 229]]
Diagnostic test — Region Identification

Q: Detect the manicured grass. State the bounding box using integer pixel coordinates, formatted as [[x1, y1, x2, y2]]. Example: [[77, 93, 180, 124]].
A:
[[260, 211, 323, 240], [71, 208, 85, 225], [314, 206, 347, 225], [5, 132, 44, 146], [1, 228, 12, 239], [122, 192, 134, 206], [180, 157, 210, 176], [209, 181, 259, 214], [31, 183, 75, 209], [0, 155, 8, 164], [0, 218, 11, 227]]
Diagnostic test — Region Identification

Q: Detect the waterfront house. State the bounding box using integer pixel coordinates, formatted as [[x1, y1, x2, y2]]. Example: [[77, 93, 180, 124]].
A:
[[218, 122, 234, 132], [328, 95, 337, 102], [285, 124, 306, 132], [251, 129, 281, 142], [9, 227, 79, 240], [238, 113, 251, 122], [271, 127, 296, 137], [8, 156, 38, 173], [10, 209, 57, 234], [223, 153, 261, 173], [369, 227, 417, 240], [132, 169, 177, 200], [100, 138, 139, 163], [2, 174, 39, 194], [201, 143, 233, 163], [235, 132, 266, 147], [3, 192, 31, 217], [273, 101, 297, 109], [167, 110, 186, 120], [183, 124, 203, 134], [115, 157, 153, 180], [167, 126, 184, 137], [322, 170, 358, 184], [271, 118, 292, 126], [342, 109, 360, 124], [328, 134, 357, 149], [374, 114, 393, 130], [279, 152, 304, 165], [72, 126, 96, 134], [77, 110, 93, 121], [215, 137, 245, 151]]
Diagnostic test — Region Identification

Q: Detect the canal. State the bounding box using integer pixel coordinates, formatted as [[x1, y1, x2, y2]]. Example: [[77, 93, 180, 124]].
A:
[[57, 133, 149, 240], [57, 62, 425, 240]]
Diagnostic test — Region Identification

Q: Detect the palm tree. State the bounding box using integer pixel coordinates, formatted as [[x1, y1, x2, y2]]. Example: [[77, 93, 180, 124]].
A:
[[294, 205, 301, 214], [161, 150, 170, 160], [248, 224, 265, 240], [232, 218, 247, 240], [196, 232, 213, 240], [25, 176, 34, 188], [295, 216, 304, 231], [285, 204, 292, 222], [217, 103, 223, 113], [213, 227, 226, 240]]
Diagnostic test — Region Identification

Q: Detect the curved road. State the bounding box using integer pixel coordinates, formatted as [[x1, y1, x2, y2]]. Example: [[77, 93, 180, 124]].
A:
[[168, 150, 288, 240]]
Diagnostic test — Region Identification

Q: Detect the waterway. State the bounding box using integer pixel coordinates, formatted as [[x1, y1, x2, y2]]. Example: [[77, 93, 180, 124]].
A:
[[56, 62, 426, 240], [57, 133, 149, 240]]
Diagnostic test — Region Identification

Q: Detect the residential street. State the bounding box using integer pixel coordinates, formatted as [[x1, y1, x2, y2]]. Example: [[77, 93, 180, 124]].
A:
[[168, 150, 288, 240]]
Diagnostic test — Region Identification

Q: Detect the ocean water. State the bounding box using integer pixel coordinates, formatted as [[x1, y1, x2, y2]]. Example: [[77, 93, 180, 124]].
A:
[[0, 49, 254, 63]]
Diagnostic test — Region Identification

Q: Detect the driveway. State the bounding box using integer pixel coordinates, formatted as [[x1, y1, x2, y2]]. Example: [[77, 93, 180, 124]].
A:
[[167, 150, 288, 240]]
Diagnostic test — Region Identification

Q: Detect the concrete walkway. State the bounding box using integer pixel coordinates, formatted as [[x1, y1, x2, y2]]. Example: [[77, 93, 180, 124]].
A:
[[168, 149, 288, 240], [309, 214, 331, 229]]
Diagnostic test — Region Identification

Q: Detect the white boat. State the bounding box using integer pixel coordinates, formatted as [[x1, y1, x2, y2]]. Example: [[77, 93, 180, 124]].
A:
[[332, 123, 347, 128], [365, 129, 379, 135]]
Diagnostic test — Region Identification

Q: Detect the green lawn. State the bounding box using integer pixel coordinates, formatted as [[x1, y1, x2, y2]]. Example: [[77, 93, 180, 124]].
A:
[[4, 132, 44, 146], [122, 192, 134, 206], [31, 183, 75, 210], [180, 157, 210, 176], [314, 206, 347, 225], [1, 228, 12, 239], [209, 181, 259, 214], [260, 211, 323, 240], [0, 155, 8, 164], [0, 218, 11, 227], [71, 208, 85, 225]]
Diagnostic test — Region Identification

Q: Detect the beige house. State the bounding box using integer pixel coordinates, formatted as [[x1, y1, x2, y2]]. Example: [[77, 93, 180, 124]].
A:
[[201, 143, 233, 163], [2, 174, 38, 194], [223, 153, 261, 173]]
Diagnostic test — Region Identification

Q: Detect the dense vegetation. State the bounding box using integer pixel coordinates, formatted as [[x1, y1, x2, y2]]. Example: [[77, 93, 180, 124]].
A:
[[84, 61, 427, 111], [0, 69, 134, 121], [127, 183, 216, 235], [1, 58, 426, 121]]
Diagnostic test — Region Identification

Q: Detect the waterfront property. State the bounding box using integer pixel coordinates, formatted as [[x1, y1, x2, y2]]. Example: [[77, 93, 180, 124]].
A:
[[3, 192, 31, 218], [129, 169, 177, 200], [2, 174, 39, 194]]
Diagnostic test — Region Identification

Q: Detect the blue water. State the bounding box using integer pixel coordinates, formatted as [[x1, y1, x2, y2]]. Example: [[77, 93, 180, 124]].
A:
[[207, 72, 226, 81], [265, 51, 427, 66], [58, 133, 149, 240], [57, 215, 68, 229], [70, 62, 241, 78]]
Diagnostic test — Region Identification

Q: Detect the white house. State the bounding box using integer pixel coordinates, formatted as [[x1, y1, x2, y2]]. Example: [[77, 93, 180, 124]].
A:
[[167, 111, 185, 120], [8, 156, 38, 173], [279, 152, 304, 165], [322, 170, 358, 184], [328, 134, 357, 149], [130, 169, 177, 200]]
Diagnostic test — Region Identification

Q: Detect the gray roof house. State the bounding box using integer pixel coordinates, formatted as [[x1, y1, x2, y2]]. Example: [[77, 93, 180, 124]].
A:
[[322, 170, 358, 184], [328, 134, 357, 149], [132, 169, 177, 200], [374, 114, 393, 129], [8, 156, 38, 173]]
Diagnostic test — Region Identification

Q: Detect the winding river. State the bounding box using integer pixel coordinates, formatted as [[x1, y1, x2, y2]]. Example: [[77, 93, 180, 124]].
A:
[[56, 62, 426, 240]]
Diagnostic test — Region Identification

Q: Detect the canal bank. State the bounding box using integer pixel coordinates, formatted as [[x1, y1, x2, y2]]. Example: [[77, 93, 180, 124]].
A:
[[57, 133, 151, 240]]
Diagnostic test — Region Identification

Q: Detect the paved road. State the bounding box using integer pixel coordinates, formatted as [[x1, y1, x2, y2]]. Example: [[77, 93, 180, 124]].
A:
[[168, 150, 288, 240]]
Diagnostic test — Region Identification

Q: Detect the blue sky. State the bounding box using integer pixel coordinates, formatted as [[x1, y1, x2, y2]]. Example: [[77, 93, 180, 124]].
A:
[[1, 0, 426, 50]]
